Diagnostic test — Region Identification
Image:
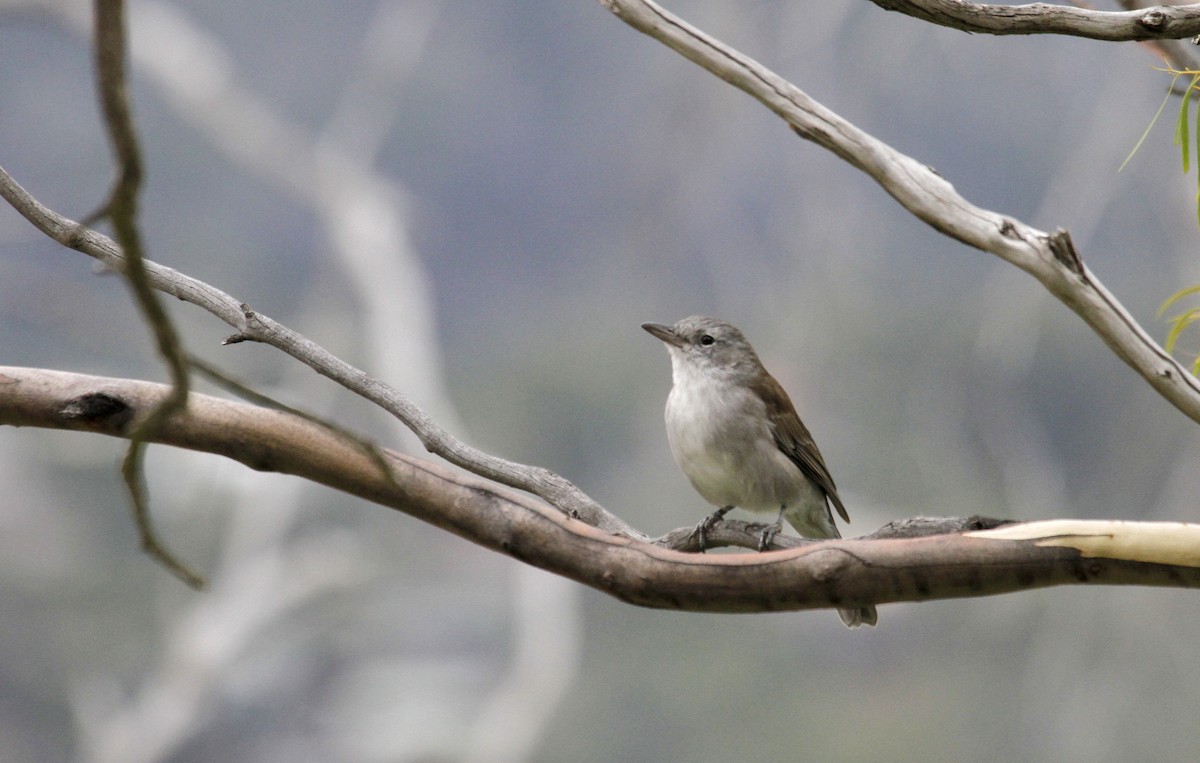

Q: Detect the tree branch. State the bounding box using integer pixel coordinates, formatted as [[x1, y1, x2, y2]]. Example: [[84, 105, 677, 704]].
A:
[[6, 0, 1198, 618], [1116, 0, 1200, 74], [867, 0, 1200, 40], [4, 365, 1199, 613], [0, 163, 643, 540], [600, 0, 1200, 428], [92, 0, 200, 586]]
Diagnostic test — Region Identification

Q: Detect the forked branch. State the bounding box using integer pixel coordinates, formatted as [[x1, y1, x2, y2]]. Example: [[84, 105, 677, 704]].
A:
[[0, 163, 641, 540]]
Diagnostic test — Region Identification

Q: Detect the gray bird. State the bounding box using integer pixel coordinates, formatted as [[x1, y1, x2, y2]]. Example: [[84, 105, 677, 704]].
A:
[[643, 316, 877, 628]]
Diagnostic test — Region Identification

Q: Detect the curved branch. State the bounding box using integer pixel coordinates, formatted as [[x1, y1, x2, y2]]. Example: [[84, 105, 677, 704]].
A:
[[867, 1, 1200, 40], [600, 0, 1200, 427], [4, 366, 1199, 613], [93, 0, 200, 586], [0, 164, 642, 540]]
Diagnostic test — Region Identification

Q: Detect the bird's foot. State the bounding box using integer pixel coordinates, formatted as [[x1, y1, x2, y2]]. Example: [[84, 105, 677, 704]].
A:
[[757, 518, 784, 551], [691, 506, 732, 552]]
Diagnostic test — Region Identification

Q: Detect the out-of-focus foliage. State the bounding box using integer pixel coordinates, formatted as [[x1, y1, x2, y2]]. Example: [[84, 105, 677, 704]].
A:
[[1126, 67, 1200, 372]]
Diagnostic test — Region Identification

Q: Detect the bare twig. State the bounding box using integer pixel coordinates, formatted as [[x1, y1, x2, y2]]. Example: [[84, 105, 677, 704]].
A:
[[92, 0, 199, 587], [868, 0, 1200, 40], [654, 515, 1013, 552], [188, 355, 400, 491], [0, 165, 643, 540]]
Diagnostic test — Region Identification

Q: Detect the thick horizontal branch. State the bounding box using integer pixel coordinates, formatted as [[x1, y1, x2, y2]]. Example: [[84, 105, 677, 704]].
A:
[[601, 0, 1200, 429], [4, 366, 1199, 614], [869, 0, 1200, 40]]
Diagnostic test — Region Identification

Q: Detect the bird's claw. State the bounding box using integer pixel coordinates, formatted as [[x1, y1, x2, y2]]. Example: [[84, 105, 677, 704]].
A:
[[692, 516, 716, 552], [757, 520, 783, 551], [691, 507, 731, 552]]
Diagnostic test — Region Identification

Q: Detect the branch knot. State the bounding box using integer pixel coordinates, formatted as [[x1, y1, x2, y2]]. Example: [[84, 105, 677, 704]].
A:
[[1139, 9, 1168, 31], [61, 392, 135, 431]]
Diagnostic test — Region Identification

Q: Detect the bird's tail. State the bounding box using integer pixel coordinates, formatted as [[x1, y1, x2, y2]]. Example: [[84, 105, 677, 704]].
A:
[[838, 605, 878, 628], [783, 504, 879, 628]]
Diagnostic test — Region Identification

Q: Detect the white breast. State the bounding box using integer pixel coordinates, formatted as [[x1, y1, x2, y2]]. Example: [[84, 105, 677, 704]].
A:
[[663, 354, 811, 515]]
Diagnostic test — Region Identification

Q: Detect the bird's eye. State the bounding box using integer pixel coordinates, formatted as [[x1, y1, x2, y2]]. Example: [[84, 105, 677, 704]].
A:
[[699, 334, 715, 346]]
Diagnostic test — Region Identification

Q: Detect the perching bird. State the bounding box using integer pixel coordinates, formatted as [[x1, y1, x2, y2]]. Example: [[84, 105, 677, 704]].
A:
[[643, 316, 877, 628]]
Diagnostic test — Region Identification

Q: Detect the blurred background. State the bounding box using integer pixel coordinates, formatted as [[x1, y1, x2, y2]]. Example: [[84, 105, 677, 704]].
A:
[[2, 1, 1200, 760]]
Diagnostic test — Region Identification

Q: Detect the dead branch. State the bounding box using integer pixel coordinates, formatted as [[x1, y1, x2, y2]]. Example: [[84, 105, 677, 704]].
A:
[[867, 0, 1200, 40], [0, 163, 642, 540]]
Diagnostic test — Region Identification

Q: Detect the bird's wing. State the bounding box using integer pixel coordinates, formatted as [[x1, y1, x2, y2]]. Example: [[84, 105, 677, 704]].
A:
[[760, 375, 850, 524]]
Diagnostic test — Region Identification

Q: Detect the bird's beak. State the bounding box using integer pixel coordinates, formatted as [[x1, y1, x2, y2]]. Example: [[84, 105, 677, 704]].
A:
[[641, 322, 685, 348]]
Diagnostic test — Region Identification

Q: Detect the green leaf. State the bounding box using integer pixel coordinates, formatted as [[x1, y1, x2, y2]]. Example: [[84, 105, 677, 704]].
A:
[[1165, 310, 1200, 353], [1194, 84, 1200, 224], [1178, 79, 1192, 173], [1158, 283, 1200, 317], [1121, 72, 1183, 173]]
